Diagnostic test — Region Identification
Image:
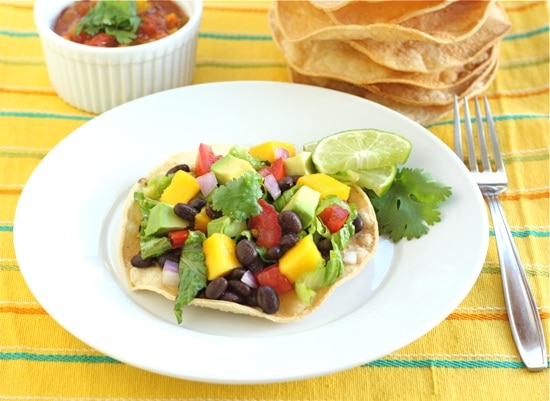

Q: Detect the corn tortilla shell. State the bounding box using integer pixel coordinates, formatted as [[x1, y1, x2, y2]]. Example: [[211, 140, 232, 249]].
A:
[[326, 1, 452, 26], [273, 0, 493, 44], [119, 146, 379, 323], [349, 2, 510, 73], [270, 7, 495, 89]]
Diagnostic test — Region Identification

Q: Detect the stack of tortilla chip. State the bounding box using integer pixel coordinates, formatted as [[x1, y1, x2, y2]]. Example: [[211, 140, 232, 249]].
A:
[[268, 0, 511, 125]]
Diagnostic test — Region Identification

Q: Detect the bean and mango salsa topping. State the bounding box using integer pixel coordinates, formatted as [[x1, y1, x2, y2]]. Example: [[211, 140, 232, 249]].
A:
[[122, 129, 451, 323]]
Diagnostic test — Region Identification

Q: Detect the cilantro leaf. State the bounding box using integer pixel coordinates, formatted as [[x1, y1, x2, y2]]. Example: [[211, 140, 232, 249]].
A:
[[209, 172, 263, 221], [369, 168, 452, 242], [76, 1, 140, 45]]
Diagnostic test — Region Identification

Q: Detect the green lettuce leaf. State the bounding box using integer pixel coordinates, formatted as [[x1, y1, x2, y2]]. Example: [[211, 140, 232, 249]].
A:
[[174, 231, 207, 324]]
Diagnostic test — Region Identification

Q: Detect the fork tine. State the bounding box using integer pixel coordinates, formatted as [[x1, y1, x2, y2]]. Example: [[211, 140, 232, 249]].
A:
[[474, 97, 492, 171], [463, 97, 478, 172], [483, 96, 505, 172], [453, 95, 463, 158]]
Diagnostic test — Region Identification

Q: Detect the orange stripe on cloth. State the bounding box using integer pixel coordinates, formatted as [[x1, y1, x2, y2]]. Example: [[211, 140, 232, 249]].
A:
[[501, 191, 549, 201], [0, 306, 48, 315], [447, 311, 550, 321]]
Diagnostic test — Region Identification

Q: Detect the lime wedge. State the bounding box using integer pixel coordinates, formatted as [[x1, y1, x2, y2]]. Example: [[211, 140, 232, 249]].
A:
[[354, 165, 397, 197], [311, 129, 412, 174], [330, 166, 397, 197], [302, 141, 318, 152]]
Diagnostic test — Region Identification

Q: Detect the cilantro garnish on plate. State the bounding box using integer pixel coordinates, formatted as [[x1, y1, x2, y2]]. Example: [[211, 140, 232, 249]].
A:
[[76, 1, 141, 45], [369, 167, 452, 242]]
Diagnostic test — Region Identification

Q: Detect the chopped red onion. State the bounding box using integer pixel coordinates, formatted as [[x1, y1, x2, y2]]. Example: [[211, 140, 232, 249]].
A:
[[162, 259, 180, 287], [241, 270, 259, 288], [162, 270, 180, 287], [163, 259, 179, 273], [343, 250, 357, 265], [264, 173, 281, 199], [274, 147, 290, 159], [196, 171, 218, 196]]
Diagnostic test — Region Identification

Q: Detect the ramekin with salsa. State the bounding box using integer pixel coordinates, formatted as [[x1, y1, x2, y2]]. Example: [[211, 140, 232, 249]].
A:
[[54, 0, 189, 47]]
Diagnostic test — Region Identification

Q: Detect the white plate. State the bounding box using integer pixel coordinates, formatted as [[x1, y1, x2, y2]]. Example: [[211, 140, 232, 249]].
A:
[[14, 81, 488, 384]]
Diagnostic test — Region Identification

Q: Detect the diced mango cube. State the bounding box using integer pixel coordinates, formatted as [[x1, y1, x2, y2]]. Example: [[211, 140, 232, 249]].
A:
[[159, 170, 200, 205], [249, 141, 296, 163], [203, 233, 242, 280], [297, 173, 351, 200], [279, 235, 323, 282], [193, 207, 211, 234]]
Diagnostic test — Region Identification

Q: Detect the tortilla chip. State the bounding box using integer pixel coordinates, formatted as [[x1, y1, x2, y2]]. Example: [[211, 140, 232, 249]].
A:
[[119, 147, 379, 323]]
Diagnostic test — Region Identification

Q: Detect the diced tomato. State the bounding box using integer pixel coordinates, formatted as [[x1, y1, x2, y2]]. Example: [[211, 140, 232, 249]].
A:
[[85, 32, 118, 47], [255, 264, 294, 295], [259, 157, 285, 181], [168, 229, 189, 249], [249, 199, 282, 248], [195, 143, 220, 177], [318, 204, 349, 234]]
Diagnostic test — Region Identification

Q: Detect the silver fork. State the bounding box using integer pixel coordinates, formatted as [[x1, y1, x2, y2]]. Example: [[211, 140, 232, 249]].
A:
[[453, 96, 547, 371]]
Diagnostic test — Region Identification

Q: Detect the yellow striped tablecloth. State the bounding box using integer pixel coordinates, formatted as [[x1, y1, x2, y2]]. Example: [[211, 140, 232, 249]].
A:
[[1, 1, 548, 400]]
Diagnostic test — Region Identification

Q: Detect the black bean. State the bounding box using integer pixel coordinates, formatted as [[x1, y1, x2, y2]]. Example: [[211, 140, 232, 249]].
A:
[[244, 288, 259, 307], [130, 253, 153, 268], [280, 232, 299, 252], [353, 215, 364, 233], [317, 238, 332, 253], [157, 252, 180, 267], [205, 203, 222, 219], [205, 277, 228, 299], [189, 197, 206, 211], [235, 239, 259, 266], [227, 267, 247, 280], [265, 246, 282, 260], [277, 176, 295, 192], [248, 258, 266, 274], [257, 286, 279, 314], [174, 203, 197, 221], [221, 291, 243, 304], [228, 279, 252, 297], [166, 164, 190, 175], [278, 210, 302, 234]]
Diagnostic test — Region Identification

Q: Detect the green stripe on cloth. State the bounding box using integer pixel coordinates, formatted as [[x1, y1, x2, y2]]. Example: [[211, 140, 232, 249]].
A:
[[0, 111, 92, 121], [503, 25, 550, 41], [0, 352, 120, 363], [363, 359, 548, 369]]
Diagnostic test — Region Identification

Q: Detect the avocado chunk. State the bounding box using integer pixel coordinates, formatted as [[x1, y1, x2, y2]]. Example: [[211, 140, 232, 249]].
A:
[[283, 151, 315, 176], [144, 202, 189, 237], [282, 185, 321, 228], [207, 215, 247, 238], [211, 154, 256, 185]]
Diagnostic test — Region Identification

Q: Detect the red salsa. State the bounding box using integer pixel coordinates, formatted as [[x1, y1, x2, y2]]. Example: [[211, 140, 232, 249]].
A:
[[53, 0, 189, 47]]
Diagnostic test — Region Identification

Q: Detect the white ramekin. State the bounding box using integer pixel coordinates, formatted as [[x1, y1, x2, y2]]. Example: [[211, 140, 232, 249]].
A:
[[34, 0, 203, 114]]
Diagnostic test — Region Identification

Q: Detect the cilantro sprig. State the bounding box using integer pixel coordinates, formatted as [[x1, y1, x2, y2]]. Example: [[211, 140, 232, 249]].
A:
[[76, 1, 141, 45], [209, 172, 264, 221], [369, 167, 452, 242]]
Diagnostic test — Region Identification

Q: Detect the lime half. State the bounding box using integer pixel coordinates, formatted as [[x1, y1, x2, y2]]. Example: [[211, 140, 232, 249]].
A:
[[312, 129, 412, 174]]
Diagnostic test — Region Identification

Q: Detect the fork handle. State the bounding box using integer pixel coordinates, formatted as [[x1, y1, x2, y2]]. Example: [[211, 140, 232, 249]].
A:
[[486, 194, 548, 371]]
